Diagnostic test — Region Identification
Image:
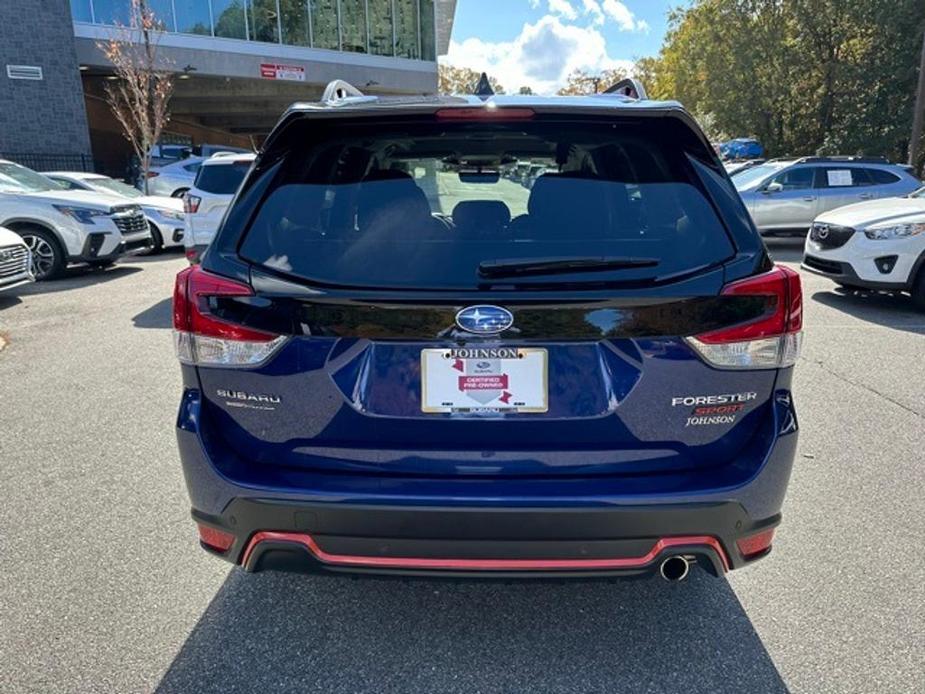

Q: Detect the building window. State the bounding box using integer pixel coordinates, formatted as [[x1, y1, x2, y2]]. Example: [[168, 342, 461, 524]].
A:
[[249, 0, 280, 43], [74, 0, 435, 58], [339, 0, 367, 53], [419, 0, 434, 61], [147, 0, 176, 30], [393, 0, 419, 59], [90, 0, 131, 25], [310, 0, 339, 50], [368, 0, 393, 56], [69, 0, 94, 22], [174, 0, 212, 35], [212, 0, 248, 39], [280, 0, 311, 46]]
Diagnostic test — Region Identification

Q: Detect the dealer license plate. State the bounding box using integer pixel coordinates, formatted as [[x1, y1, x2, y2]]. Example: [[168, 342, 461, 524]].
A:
[[421, 347, 548, 413]]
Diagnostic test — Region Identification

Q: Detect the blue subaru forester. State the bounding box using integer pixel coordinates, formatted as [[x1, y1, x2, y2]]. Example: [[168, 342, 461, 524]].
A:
[[173, 79, 802, 582]]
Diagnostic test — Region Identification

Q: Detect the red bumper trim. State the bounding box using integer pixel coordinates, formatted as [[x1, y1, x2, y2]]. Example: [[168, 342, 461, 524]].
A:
[[240, 532, 730, 573]]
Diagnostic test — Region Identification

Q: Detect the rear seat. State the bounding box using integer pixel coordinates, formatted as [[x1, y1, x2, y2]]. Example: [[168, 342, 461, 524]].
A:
[[452, 200, 511, 238]]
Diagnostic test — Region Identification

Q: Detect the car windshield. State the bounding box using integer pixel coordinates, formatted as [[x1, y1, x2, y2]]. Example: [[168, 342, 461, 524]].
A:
[[732, 163, 787, 190], [238, 118, 736, 290], [0, 162, 59, 193], [87, 177, 143, 198]]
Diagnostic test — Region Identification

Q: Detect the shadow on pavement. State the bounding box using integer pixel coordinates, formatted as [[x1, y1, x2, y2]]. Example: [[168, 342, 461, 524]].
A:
[[0, 295, 23, 312], [132, 297, 173, 329], [10, 265, 141, 296], [156, 570, 788, 694], [811, 288, 925, 332], [130, 248, 187, 264], [764, 239, 804, 264]]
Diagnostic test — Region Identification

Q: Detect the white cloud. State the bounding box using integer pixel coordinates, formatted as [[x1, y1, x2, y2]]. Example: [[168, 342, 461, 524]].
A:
[[601, 0, 649, 32], [445, 15, 635, 95], [581, 0, 604, 25], [547, 0, 578, 20], [528, 0, 540, 8]]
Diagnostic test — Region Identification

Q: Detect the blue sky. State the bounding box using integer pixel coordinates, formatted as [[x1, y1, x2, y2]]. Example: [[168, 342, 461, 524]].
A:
[[445, 0, 680, 94]]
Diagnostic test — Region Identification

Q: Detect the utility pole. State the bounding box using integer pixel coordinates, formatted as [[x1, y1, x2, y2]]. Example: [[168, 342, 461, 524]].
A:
[[909, 27, 925, 170]]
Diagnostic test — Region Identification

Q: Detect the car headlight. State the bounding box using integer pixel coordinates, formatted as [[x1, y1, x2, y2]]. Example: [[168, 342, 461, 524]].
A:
[[53, 205, 109, 225], [152, 208, 185, 222], [864, 222, 925, 240]]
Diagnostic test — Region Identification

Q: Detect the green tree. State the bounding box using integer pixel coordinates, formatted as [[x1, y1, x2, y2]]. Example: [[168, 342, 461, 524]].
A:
[[647, 0, 925, 161], [556, 68, 627, 95], [437, 64, 505, 95]]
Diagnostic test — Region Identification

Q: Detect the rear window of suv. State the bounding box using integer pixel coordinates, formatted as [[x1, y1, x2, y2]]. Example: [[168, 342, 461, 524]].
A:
[[194, 160, 252, 195], [238, 118, 735, 290]]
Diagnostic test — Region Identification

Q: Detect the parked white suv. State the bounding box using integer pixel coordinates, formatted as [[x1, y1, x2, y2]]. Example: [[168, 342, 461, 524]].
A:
[[0, 160, 152, 280], [802, 186, 925, 309], [0, 225, 33, 291], [183, 152, 255, 262], [44, 171, 185, 251]]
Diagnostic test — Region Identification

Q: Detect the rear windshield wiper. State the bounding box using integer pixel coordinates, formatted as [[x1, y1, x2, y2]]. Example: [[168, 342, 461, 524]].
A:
[[478, 256, 660, 278]]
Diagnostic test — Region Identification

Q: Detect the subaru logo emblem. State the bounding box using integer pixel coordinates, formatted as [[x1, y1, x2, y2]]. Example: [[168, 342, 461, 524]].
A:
[[455, 305, 514, 334]]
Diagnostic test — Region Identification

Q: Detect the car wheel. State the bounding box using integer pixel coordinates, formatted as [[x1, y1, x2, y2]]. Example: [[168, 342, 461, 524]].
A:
[[911, 270, 925, 312], [146, 223, 163, 254], [172, 188, 189, 198], [18, 227, 65, 281]]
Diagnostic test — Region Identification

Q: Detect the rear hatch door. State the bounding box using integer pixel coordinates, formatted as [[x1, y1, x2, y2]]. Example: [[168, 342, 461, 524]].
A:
[[195, 109, 780, 478]]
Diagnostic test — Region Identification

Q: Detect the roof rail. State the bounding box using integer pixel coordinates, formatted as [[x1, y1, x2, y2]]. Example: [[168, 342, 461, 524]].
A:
[[473, 72, 494, 97], [322, 79, 365, 102], [603, 78, 648, 100], [785, 155, 891, 165]]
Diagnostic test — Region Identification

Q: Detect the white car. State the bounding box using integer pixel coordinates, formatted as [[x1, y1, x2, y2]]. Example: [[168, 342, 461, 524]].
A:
[[0, 160, 152, 280], [802, 186, 925, 309], [44, 171, 186, 251], [0, 225, 33, 291], [184, 152, 256, 262], [143, 157, 205, 198]]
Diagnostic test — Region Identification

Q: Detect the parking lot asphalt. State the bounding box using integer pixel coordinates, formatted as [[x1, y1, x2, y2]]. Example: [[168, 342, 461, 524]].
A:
[[1, 243, 923, 694]]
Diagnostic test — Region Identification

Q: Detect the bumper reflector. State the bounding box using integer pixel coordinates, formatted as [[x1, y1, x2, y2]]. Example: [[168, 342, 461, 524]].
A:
[[197, 524, 235, 552], [736, 528, 775, 559]]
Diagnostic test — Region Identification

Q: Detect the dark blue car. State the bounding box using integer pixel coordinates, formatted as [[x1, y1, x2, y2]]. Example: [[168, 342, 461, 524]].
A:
[[173, 86, 802, 582]]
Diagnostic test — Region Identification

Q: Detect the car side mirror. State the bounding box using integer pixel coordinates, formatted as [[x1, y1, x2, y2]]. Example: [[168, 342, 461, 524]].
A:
[[763, 182, 783, 194]]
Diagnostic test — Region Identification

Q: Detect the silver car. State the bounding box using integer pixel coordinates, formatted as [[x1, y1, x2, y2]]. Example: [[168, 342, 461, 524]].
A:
[[142, 156, 205, 198], [734, 156, 921, 237]]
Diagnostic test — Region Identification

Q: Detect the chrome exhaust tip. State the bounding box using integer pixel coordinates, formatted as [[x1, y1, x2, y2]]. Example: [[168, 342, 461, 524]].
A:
[[659, 555, 691, 582]]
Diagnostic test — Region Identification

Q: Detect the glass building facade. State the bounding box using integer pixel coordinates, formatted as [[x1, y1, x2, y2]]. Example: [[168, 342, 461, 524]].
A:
[[70, 0, 437, 60]]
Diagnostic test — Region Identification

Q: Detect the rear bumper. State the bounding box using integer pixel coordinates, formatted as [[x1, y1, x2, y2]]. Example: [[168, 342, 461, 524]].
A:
[[177, 383, 798, 578], [194, 498, 778, 578]]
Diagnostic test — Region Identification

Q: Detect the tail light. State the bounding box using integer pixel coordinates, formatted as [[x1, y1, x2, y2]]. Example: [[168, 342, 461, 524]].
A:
[[183, 193, 201, 214], [686, 265, 802, 369], [173, 266, 286, 366], [197, 523, 235, 553], [146, 171, 159, 178], [736, 528, 775, 560]]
